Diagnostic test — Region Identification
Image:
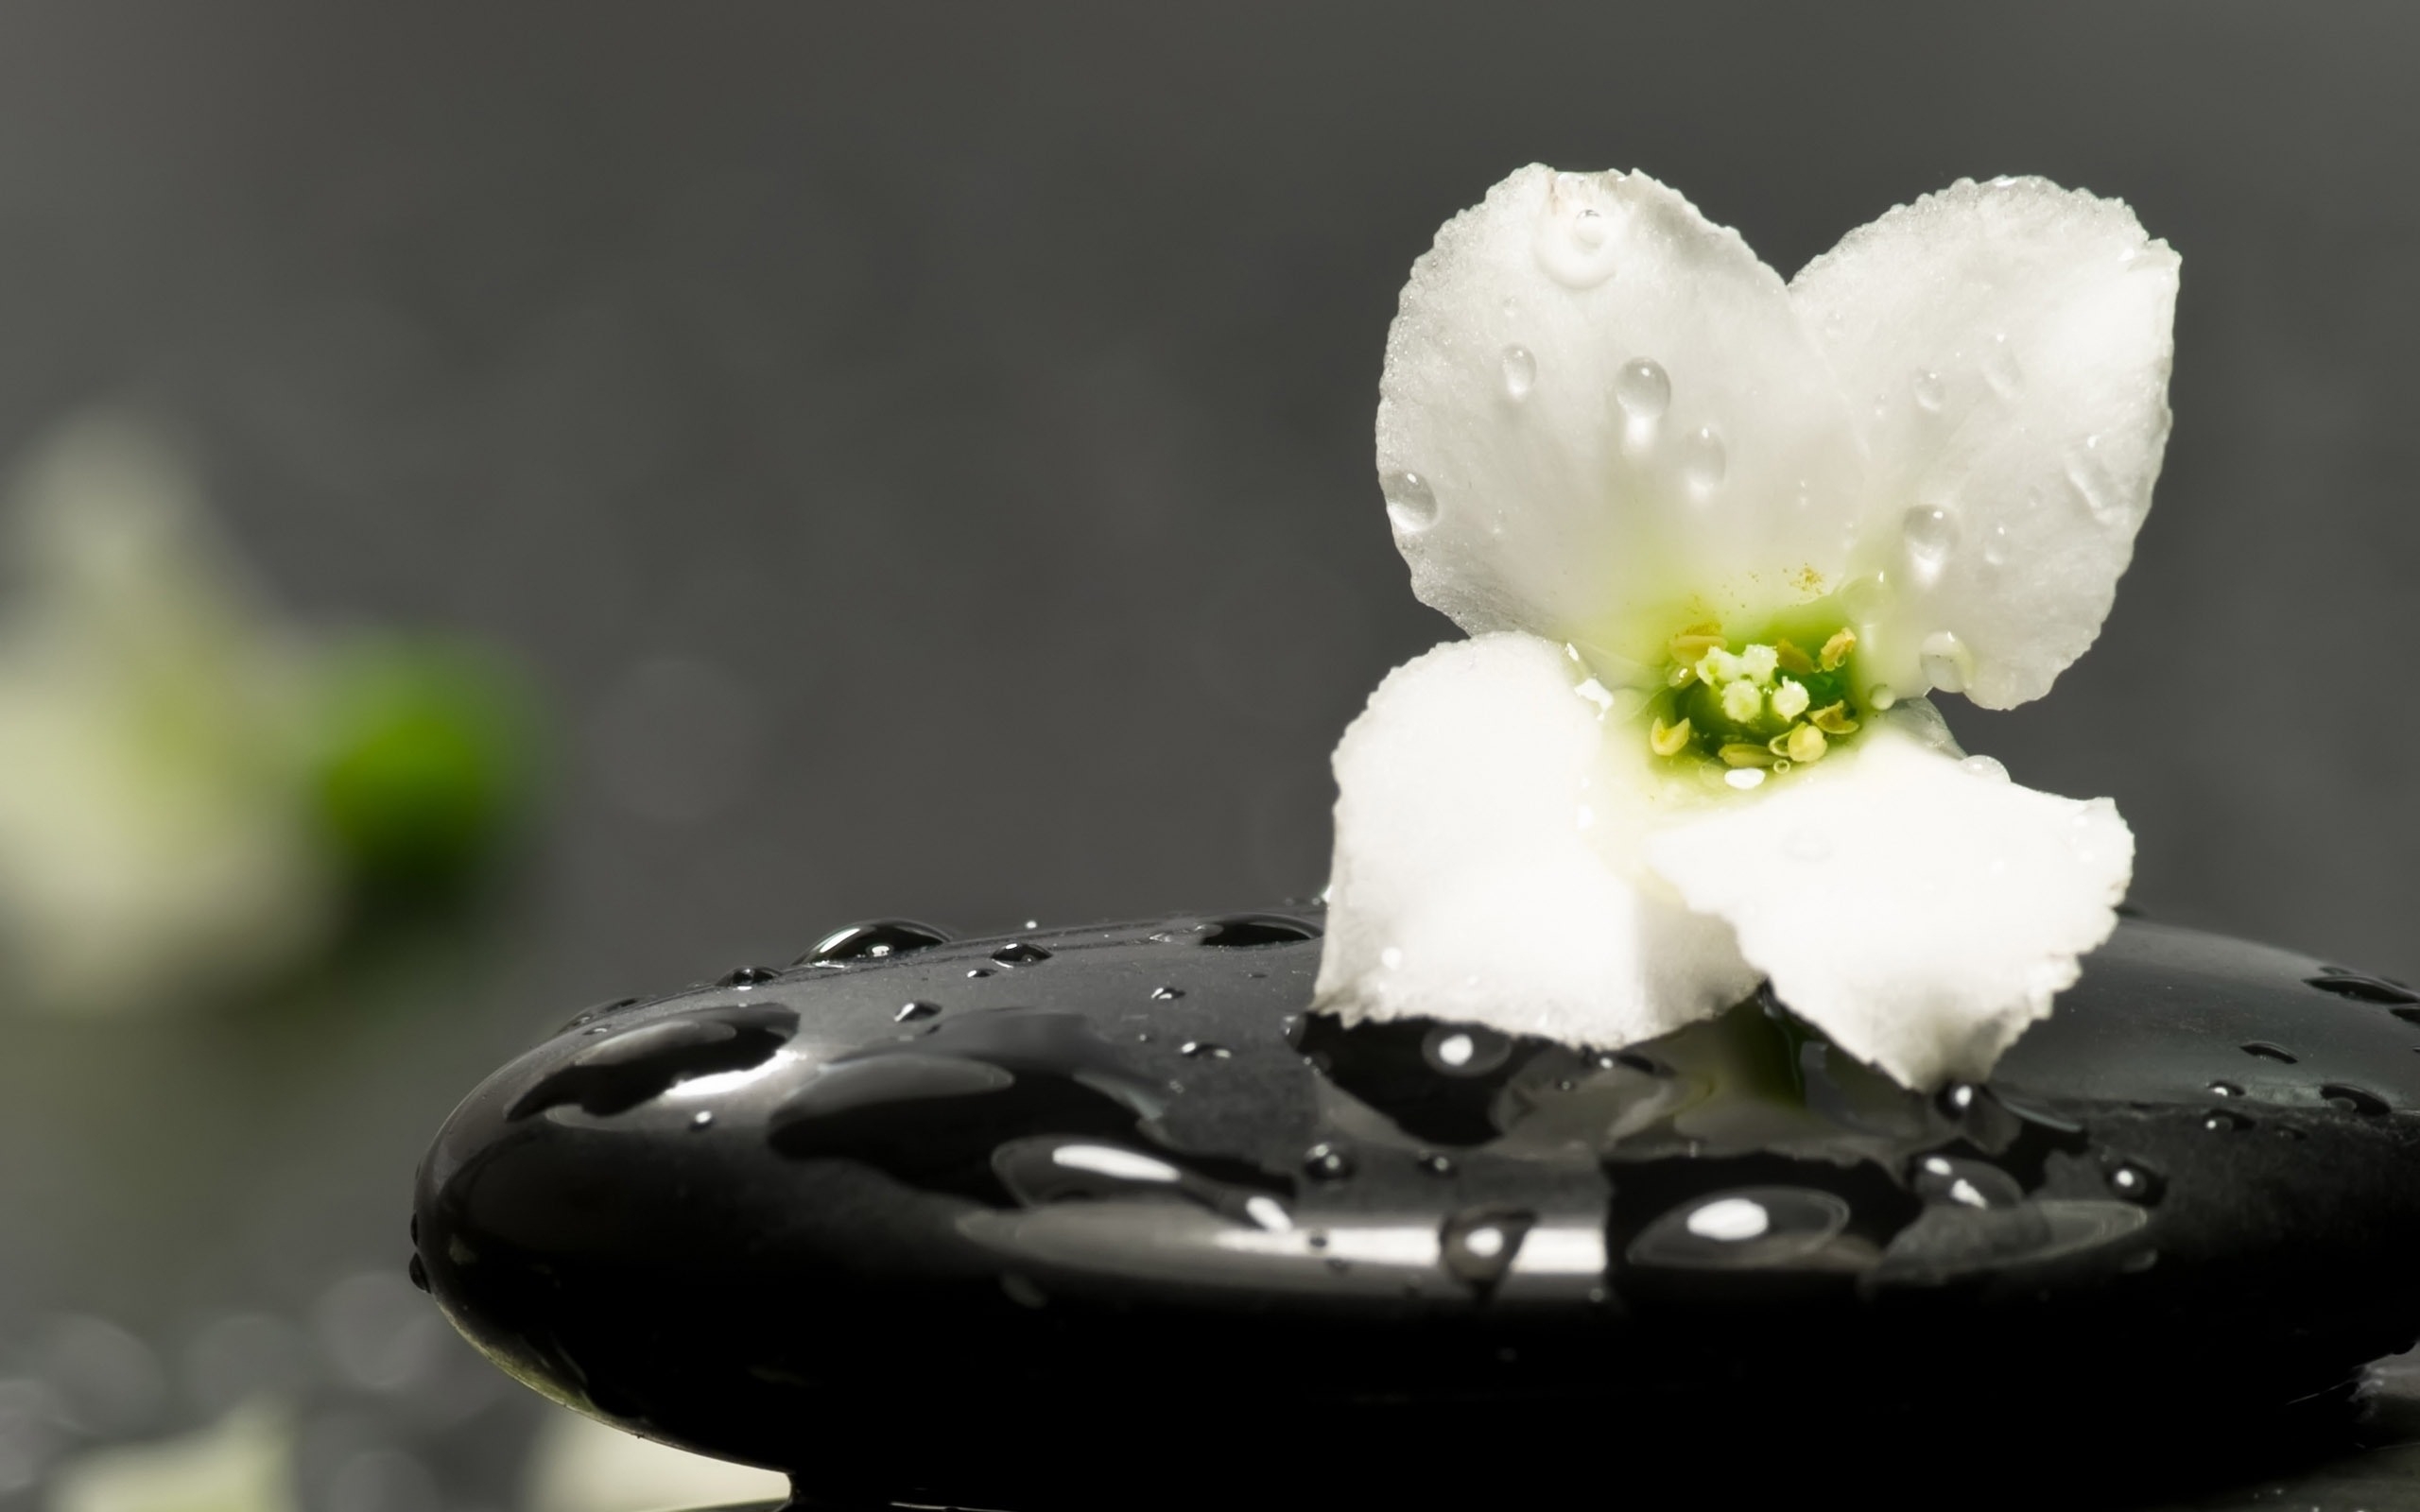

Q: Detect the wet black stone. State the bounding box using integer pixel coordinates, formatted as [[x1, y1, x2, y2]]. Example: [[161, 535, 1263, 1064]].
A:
[[417, 914, 2420, 1511]]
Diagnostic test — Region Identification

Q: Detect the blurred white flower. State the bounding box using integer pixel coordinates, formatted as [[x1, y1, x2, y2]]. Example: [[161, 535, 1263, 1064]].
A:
[[0, 413, 334, 1014], [1317, 167, 2177, 1088]]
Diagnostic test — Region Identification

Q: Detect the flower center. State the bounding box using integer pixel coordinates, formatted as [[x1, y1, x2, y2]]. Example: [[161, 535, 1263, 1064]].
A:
[[1644, 621, 1861, 786]]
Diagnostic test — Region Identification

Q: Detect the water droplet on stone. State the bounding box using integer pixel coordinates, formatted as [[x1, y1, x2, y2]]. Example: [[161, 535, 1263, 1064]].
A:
[[1416, 1152, 1458, 1177], [2103, 1157, 2166, 1205], [1150, 986, 1184, 1002], [1302, 1142, 1356, 1181], [1959, 755, 2010, 782], [991, 942, 1051, 966], [2210, 1080, 2244, 1097], [1500, 345, 1535, 401], [1680, 426, 1727, 493], [799, 919, 953, 966], [895, 1002, 940, 1023], [1382, 471, 1438, 532], [1902, 505, 1958, 575], [1441, 1206, 1535, 1285], [2241, 1041, 2298, 1064], [966, 968, 993, 980], [1912, 370, 1945, 412], [1910, 1153, 2024, 1209], [2203, 1109, 2252, 1132], [1615, 357, 1670, 420], [722, 966, 780, 988], [2323, 1083, 2392, 1116], [690, 1110, 715, 1129], [1179, 1040, 1232, 1060], [1422, 1023, 1512, 1076]]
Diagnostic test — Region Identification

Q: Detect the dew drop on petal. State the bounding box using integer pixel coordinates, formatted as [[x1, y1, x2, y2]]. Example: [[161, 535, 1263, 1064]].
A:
[[1382, 471, 1439, 533], [1724, 768, 1766, 791], [1985, 335, 2024, 399], [1500, 345, 1535, 402], [1959, 754, 2010, 782], [1912, 369, 1945, 412], [1901, 505, 1958, 577], [1680, 426, 1726, 494], [1982, 522, 2013, 568], [1571, 208, 1607, 249], [1920, 629, 1970, 694], [1867, 684, 1897, 710], [1615, 357, 1670, 420], [1840, 573, 1888, 620]]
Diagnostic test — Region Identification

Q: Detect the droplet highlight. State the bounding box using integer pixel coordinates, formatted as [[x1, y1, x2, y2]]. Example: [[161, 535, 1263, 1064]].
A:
[[1500, 345, 1535, 402], [1382, 471, 1439, 533], [1679, 426, 1727, 494], [1614, 357, 1670, 420]]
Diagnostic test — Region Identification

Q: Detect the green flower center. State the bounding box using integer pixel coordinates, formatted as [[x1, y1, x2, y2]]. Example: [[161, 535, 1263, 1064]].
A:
[[1643, 619, 1863, 784]]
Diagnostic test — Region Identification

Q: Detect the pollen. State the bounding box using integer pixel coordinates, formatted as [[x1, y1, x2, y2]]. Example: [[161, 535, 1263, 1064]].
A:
[[1738, 644, 1780, 683], [1820, 628, 1857, 672], [1771, 679, 1810, 721], [1720, 679, 1764, 723]]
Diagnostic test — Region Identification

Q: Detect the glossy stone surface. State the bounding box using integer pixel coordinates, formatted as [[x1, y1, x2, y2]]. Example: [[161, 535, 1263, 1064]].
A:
[[416, 913, 2420, 1510]]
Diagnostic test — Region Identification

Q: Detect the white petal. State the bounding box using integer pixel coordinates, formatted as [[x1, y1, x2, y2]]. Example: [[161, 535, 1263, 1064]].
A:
[[1644, 714, 2133, 1088], [1316, 632, 1758, 1045], [1791, 178, 2177, 708], [1378, 166, 1868, 676]]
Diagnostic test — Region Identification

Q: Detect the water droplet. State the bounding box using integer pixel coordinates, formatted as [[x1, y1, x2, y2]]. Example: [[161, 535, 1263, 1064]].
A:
[[1571, 208, 1606, 248], [1179, 1040, 1232, 1060], [798, 919, 953, 966], [1441, 1206, 1536, 1285], [1680, 425, 1727, 493], [895, 1001, 940, 1023], [1724, 768, 1766, 791], [1615, 357, 1670, 419], [1536, 179, 1621, 288], [990, 941, 1051, 966], [1303, 1142, 1355, 1180], [2209, 1080, 2244, 1097], [2102, 1157, 2166, 1205], [2304, 972, 2420, 1005], [1783, 828, 1831, 862], [406, 1255, 429, 1293], [1912, 369, 1945, 412], [689, 1110, 715, 1129], [2065, 441, 2122, 524], [1919, 629, 1969, 694], [1959, 755, 2010, 782], [1902, 505, 1958, 576], [1909, 1153, 2023, 1210], [2323, 1083, 2392, 1116], [1243, 1194, 1292, 1232], [1500, 345, 1535, 401], [966, 968, 993, 979], [1982, 522, 2013, 567], [1199, 914, 1321, 946], [1150, 986, 1184, 1002], [2203, 1109, 2252, 1132], [1985, 336, 2024, 398], [722, 966, 780, 988], [2240, 1041, 2298, 1064], [1416, 1152, 1458, 1177], [1382, 470, 1439, 533], [1866, 684, 1896, 711], [1422, 1023, 1512, 1076], [1628, 1188, 1853, 1271]]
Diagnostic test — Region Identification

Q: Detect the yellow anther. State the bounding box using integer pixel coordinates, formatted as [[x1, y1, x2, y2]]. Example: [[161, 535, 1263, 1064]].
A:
[[1720, 679, 1763, 723], [1820, 627, 1857, 672], [1696, 648, 1744, 685], [1771, 679, 1810, 721], [1811, 701, 1860, 736], [1719, 743, 1776, 768], [1649, 716, 1692, 757], [1785, 723, 1829, 764], [1773, 639, 1816, 676], [1739, 644, 1779, 683], [1668, 627, 1726, 662]]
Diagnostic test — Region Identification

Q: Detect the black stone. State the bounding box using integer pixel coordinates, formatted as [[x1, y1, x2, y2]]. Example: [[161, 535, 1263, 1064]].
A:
[[416, 914, 2420, 1511]]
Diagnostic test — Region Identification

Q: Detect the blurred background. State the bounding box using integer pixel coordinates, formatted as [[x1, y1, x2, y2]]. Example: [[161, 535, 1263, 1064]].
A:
[[0, 1, 2412, 1507]]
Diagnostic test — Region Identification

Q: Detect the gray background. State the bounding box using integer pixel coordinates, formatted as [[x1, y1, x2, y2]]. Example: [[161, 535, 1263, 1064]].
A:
[[2, 0, 2416, 1324]]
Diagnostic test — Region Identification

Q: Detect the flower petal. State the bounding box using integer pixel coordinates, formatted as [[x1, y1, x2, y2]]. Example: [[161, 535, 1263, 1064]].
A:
[[1315, 631, 1759, 1044], [1378, 166, 1868, 677], [1643, 712, 2134, 1088], [1791, 178, 2178, 709]]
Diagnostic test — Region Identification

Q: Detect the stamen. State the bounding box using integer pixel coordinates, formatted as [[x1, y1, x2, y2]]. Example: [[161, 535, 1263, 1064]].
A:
[[1820, 627, 1857, 672], [1719, 743, 1776, 768], [1771, 679, 1810, 721], [1720, 679, 1763, 723], [1668, 624, 1725, 662], [1811, 701, 1859, 736], [1695, 648, 1744, 685], [1650, 716, 1692, 757], [1773, 639, 1816, 676], [1739, 644, 1779, 683], [1785, 724, 1829, 764]]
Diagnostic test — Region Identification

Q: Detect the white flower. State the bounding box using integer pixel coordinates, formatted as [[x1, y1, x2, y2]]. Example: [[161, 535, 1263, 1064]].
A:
[[1314, 166, 2176, 1089]]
